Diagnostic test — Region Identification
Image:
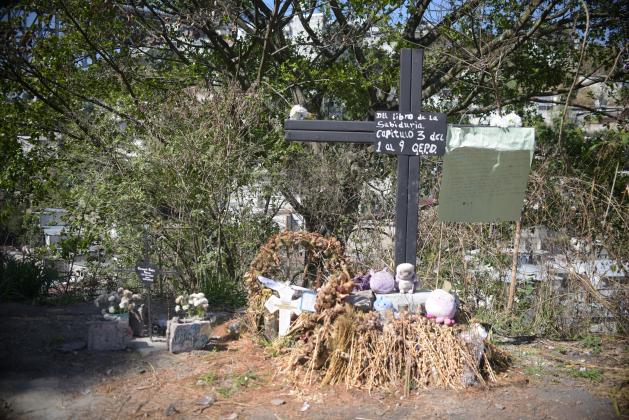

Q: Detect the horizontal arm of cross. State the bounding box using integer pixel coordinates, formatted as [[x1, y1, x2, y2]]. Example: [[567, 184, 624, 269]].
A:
[[285, 120, 477, 144], [115, 268, 179, 275], [285, 120, 374, 143]]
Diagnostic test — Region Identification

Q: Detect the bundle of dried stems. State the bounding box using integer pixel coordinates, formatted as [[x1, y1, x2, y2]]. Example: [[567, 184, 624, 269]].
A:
[[283, 307, 510, 393]]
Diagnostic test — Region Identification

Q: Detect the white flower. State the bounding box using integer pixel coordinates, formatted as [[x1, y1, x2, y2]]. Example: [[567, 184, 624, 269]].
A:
[[108, 306, 115, 313], [108, 295, 116, 302], [289, 104, 309, 120], [175, 295, 183, 305], [119, 300, 129, 309], [488, 111, 504, 127], [182, 304, 189, 311], [117, 287, 124, 294], [192, 296, 208, 307], [488, 111, 522, 128], [123, 290, 133, 298], [502, 112, 522, 127], [175, 305, 181, 312], [468, 116, 482, 125], [131, 294, 141, 301], [202, 303, 209, 310]]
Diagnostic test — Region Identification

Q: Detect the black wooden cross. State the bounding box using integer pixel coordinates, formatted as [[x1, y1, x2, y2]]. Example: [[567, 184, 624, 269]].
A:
[[285, 48, 442, 267]]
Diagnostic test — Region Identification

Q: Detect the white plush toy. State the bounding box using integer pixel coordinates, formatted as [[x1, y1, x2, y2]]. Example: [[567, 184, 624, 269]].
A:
[[289, 104, 310, 120], [395, 263, 416, 294], [425, 289, 457, 325]]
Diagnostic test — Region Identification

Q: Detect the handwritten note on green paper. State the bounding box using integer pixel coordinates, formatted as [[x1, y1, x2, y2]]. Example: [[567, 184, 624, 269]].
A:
[[438, 127, 535, 223]]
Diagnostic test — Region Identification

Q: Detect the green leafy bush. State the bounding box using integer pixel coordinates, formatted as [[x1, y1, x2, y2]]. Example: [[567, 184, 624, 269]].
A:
[[0, 253, 57, 301], [202, 274, 247, 309]]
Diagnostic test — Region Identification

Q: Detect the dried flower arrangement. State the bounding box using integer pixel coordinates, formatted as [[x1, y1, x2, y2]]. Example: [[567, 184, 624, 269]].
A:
[[94, 288, 142, 315], [268, 269, 510, 392], [174, 292, 209, 319]]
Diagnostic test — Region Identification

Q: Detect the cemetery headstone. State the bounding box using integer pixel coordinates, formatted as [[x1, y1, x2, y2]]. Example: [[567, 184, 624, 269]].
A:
[[87, 318, 132, 351]]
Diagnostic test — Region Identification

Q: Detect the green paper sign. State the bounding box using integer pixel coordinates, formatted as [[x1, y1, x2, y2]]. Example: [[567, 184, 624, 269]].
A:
[[438, 127, 535, 223]]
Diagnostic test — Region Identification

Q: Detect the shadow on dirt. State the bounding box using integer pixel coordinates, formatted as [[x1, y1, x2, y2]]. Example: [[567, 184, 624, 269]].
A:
[[0, 302, 171, 419]]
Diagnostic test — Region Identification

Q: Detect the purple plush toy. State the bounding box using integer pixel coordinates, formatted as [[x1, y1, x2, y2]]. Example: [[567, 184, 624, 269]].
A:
[[352, 273, 371, 292], [369, 268, 395, 294]]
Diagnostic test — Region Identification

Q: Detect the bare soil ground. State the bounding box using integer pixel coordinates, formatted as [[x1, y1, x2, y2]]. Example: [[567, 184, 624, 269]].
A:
[[0, 302, 626, 419]]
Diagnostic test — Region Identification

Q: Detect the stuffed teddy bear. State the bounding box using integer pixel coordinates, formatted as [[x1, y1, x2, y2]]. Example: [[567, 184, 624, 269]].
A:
[[368, 268, 395, 294], [424, 289, 457, 325], [395, 263, 416, 294]]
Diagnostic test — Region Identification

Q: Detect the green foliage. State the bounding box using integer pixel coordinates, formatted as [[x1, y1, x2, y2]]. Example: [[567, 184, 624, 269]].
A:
[[259, 336, 294, 358], [197, 372, 219, 385], [0, 201, 27, 246], [41, 85, 280, 305], [201, 275, 247, 309], [570, 367, 603, 381], [0, 252, 57, 301], [233, 371, 258, 388], [212, 370, 259, 398], [0, 1, 626, 328], [535, 121, 629, 190], [216, 386, 232, 398], [580, 335, 602, 354], [524, 365, 545, 376]]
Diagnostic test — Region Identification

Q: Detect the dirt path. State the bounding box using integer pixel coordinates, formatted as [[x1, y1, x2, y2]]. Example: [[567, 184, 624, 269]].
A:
[[0, 302, 626, 419]]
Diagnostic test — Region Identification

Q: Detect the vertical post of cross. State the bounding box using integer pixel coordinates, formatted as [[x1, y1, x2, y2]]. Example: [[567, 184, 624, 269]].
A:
[[395, 48, 423, 267]]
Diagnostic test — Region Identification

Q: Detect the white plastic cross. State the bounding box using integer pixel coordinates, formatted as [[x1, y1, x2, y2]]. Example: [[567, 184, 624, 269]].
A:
[[259, 276, 315, 336]]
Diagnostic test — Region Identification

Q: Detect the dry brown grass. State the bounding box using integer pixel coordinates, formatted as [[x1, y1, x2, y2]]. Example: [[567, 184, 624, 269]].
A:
[[282, 307, 504, 394]]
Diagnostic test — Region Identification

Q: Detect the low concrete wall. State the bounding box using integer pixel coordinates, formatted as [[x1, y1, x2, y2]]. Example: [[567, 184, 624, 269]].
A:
[[87, 319, 132, 351]]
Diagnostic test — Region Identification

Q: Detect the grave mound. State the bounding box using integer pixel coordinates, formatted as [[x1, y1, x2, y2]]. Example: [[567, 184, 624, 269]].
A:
[[281, 302, 510, 391], [245, 232, 511, 390]]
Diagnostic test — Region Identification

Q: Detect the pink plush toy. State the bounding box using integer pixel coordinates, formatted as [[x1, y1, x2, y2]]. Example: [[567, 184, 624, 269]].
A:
[[424, 289, 457, 326]]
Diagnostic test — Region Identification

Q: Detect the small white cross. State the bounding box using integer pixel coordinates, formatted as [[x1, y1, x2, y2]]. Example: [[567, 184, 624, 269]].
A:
[[259, 276, 315, 336]]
